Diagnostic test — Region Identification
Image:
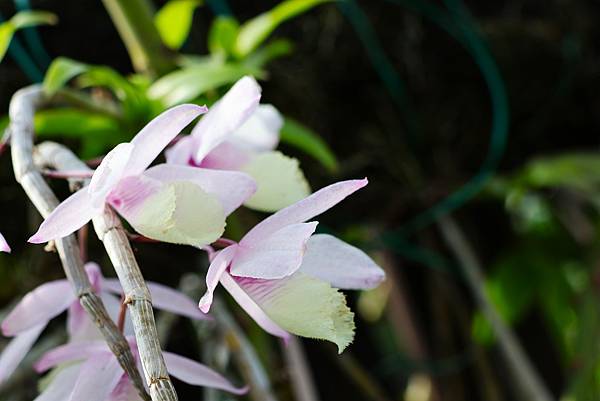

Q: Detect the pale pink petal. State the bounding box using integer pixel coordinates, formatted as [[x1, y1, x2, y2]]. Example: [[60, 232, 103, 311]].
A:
[[219, 272, 290, 340], [199, 141, 252, 170], [66, 303, 87, 339], [68, 352, 123, 401], [231, 222, 318, 279], [2, 280, 75, 336], [88, 143, 134, 208], [34, 341, 107, 372], [34, 363, 80, 401], [146, 282, 210, 320], [165, 135, 197, 165], [107, 175, 163, 220], [28, 188, 98, 243], [143, 164, 257, 215], [299, 234, 385, 289], [0, 323, 45, 381], [0, 232, 10, 253], [126, 104, 207, 175], [230, 104, 283, 151], [163, 351, 248, 394], [241, 179, 368, 246], [192, 76, 261, 163], [103, 278, 208, 321], [199, 245, 237, 313], [84, 262, 103, 291], [108, 376, 142, 401]]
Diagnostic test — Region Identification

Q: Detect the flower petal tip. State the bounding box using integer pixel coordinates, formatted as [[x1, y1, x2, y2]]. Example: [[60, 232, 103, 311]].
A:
[[27, 234, 45, 244], [233, 385, 251, 395], [198, 297, 212, 314]]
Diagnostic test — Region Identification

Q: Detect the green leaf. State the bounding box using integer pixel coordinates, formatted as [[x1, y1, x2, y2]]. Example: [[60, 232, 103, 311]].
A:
[[148, 62, 260, 107], [0, 11, 57, 62], [155, 0, 203, 50], [43, 57, 89, 96], [208, 16, 239, 56], [243, 39, 293, 70], [35, 108, 124, 158], [234, 0, 328, 58], [280, 117, 338, 172]]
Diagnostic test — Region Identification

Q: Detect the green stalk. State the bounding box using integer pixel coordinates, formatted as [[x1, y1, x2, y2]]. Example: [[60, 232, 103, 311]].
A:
[[101, 0, 175, 76]]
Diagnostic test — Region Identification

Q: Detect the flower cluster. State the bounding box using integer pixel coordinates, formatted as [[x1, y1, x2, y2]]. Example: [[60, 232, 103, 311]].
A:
[[0, 76, 385, 395]]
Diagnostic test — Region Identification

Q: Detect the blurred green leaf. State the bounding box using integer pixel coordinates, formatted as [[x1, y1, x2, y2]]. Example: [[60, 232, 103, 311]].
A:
[[43, 57, 89, 96], [155, 0, 203, 50], [148, 62, 260, 107], [243, 39, 293, 70], [35, 108, 124, 158], [280, 117, 338, 172], [0, 11, 57, 62], [208, 16, 239, 56], [520, 153, 600, 194], [234, 0, 329, 57]]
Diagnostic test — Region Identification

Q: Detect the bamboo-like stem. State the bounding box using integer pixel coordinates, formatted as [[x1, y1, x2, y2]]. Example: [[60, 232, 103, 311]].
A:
[[101, 0, 176, 76], [32, 141, 179, 401], [437, 215, 554, 401], [8, 85, 149, 401]]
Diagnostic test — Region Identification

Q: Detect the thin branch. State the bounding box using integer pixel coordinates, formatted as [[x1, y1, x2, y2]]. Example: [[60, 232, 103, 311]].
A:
[[437, 215, 554, 401], [281, 337, 320, 401], [32, 140, 180, 401], [8, 85, 149, 401]]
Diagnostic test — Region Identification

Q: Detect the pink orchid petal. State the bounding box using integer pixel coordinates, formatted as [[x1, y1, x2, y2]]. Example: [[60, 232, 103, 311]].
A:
[[299, 234, 386, 289], [125, 104, 207, 175], [192, 76, 261, 163], [34, 363, 80, 401], [35, 341, 107, 372], [163, 351, 248, 394], [199, 245, 237, 313], [104, 278, 209, 321], [143, 164, 257, 215], [199, 141, 252, 170], [241, 179, 368, 246], [219, 272, 290, 340], [107, 175, 163, 220], [84, 262, 103, 291], [2, 280, 75, 336], [231, 222, 318, 280], [66, 303, 87, 339], [88, 143, 134, 208], [165, 135, 197, 165], [147, 282, 210, 320], [230, 104, 283, 151], [0, 323, 45, 382], [28, 188, 98, 243], [68, 352, 123, 401], [0, 232, 10, 253], [108, 376, 141, 401]]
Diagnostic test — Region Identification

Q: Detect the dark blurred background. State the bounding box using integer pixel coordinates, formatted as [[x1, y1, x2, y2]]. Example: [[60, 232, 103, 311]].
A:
[[2, 1, 600, 400]]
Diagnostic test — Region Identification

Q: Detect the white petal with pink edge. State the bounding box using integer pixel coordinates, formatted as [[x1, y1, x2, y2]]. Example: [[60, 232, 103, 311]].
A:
[[230, 104, 283, 151], [28, 188, 98, 243], [299, 234, 386, 290], [126, 103, 207, 175], [230, 222, 318, 280], [0, 232, 10, 253], [0, 323, 46, 382], [164, 351, 248, 394], [241, 178, 368, 245], [143, 164, 257, 215], [2, 280, 75, 336], [192, 76, 261, 163], [199, 245, 238, 313]]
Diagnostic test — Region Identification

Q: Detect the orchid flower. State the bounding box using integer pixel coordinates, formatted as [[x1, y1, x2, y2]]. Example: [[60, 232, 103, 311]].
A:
[[166, 76, 311, 212], [0, 262, 207, 382], [33, 338, 247, 401], [29, 104, 257, 247], [198, 179, 386, 352], [0, 232, 10, 253]]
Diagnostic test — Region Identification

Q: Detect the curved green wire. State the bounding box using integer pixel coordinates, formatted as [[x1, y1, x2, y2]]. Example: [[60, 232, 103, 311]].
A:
[[0, 12, 43, 82], [386, 0, 509, 235], [15, 0, 52, 69]]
